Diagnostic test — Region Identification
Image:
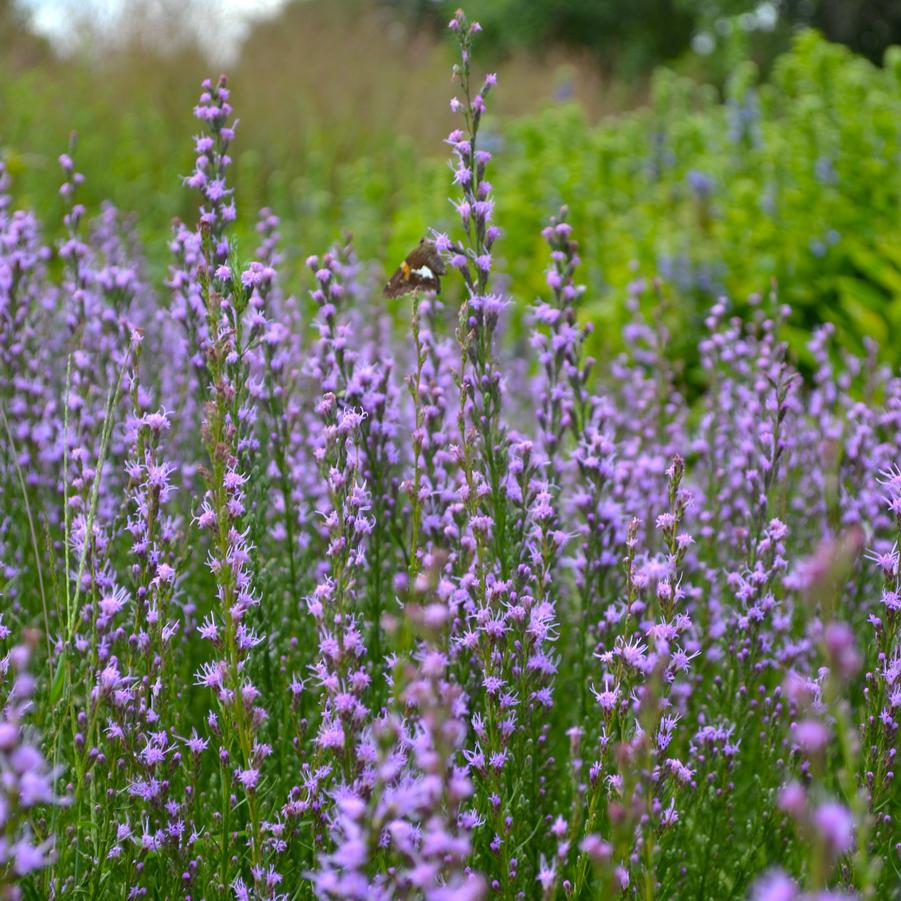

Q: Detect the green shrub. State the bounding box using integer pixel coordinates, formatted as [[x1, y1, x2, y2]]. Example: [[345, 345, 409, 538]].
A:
[[484, 31, 901, 370]]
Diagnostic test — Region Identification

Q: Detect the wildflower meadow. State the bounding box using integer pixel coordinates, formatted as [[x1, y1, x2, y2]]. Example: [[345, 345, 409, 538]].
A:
[[1, 9, 899, 900]]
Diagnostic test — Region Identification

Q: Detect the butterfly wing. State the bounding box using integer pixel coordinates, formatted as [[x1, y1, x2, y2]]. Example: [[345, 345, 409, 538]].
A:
[[419, 241, 446, 276], [384, 240, 444, 298]]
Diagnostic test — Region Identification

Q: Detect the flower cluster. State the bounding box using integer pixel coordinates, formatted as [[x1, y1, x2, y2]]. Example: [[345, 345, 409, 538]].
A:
[[0, 10, 899, 901], [0, 639, 58, 894]]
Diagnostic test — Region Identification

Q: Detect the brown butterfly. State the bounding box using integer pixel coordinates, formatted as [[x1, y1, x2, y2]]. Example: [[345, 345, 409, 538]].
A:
[[383, 238, 446, 298]]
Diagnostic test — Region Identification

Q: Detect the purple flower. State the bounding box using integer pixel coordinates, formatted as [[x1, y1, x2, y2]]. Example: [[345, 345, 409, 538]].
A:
[[751, 869, 799, 901], [813, 801, 854, 856]]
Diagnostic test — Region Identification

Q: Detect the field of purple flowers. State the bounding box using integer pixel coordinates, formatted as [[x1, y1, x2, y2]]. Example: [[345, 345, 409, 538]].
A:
[[1, 10, 899, 900]]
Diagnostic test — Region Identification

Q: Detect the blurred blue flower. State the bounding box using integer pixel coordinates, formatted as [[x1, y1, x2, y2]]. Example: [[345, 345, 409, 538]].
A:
[[815, 156, 837, 185], [687, 169, 714, 200]]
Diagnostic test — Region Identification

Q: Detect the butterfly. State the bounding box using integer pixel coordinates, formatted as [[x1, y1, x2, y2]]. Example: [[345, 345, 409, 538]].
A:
[[383, 239, 446, 298]]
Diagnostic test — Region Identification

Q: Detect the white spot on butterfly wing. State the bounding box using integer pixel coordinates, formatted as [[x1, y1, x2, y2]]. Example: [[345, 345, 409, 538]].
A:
[[412, 266, 435, 278]]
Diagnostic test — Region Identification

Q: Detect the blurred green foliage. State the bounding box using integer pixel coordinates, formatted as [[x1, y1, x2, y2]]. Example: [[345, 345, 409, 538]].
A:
[[417, 0, 696, 75], [2, 28, 900, 373], [484, 30, 901, 375], [393, 0, 901, 72]]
